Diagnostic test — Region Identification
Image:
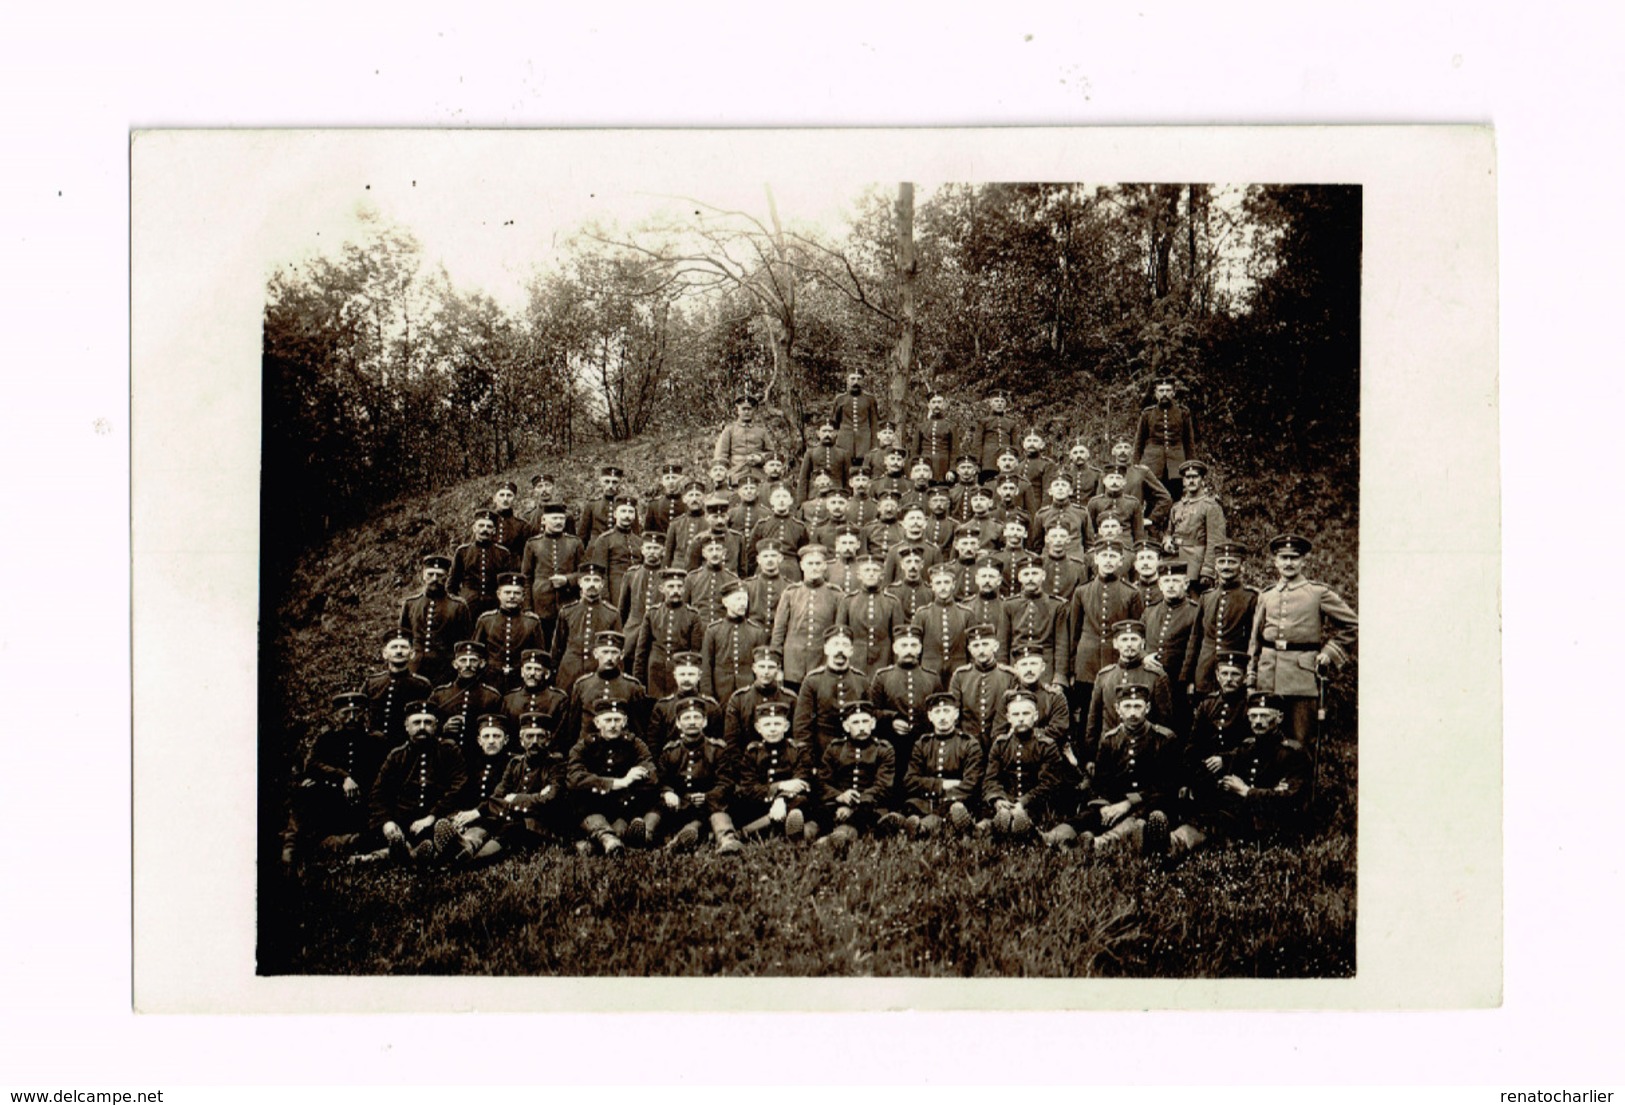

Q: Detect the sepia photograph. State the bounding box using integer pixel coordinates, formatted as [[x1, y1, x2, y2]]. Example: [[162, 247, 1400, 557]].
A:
[[249, 148, 1360, 979]]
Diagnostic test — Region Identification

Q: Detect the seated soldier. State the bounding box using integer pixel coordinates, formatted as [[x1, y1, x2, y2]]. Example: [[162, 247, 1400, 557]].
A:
[[469, 710, 576, 863], [1194, 691, 1311, 855], [566, 699, 658, 855], [979, 689, 1066, 840], [653, 696, 742, 854], [903, 692, 984, 837], [358, 702, 468, 866], [1070, 683, 1180, 860], [729, 700, 817, 842], [433, 714, 518, 865], [281, 691, 389, 865], [816, 700, 903, 852]]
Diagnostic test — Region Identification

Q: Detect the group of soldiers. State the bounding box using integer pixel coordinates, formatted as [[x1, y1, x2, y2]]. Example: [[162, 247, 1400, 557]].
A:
[[280, 372, 1358, 870]]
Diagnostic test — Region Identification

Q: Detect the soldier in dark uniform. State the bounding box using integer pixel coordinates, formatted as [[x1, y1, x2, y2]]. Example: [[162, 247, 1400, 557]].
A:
[[722, 646, 798, 753], [500, 649, 568, 739], [1004, 554, 1067, 685], [471, 710, 576, 862], [399, 553, 473, 687], [883, 508, 943, 585], [567, 698, 657, 855], [992, 465, 1037, 528], [685, 531, 742, 622], [587, 495, 643, 606], [1129, 540, 1165, 610], [1134, 376, 1197, 505], [798, 420, 853, 504], [866, 624, 940, 798], [362, 631, 432, 748], [1070, 682, 1180, 860], [1016, 429, 1055, 503], [618, 530, 669, 644], [728, 474, 767, 575], [912, 563, 972, 677], [867, 444, 910, 505], [653, 697, 742, 853], [1056, 438, 1103, 503], [643, 463, 687, 535], [472, 573, 546, 690], [1189, 542, 1259, 694], [489, 480, 534, 561], [1038, 522, 1089, 604], [1086, 464, 1147, 549], [989, 642, 1072, 752], [428, 640, 504, 753], [793, 624, 869, 762], [832, 369, 883, 464], [749, 489, 808, 584], [945, 528, 985, 602], [665, 479, 708, 568], [448, 509, 516, 620], [887, 544, 934, 623], [647, 651, 723, 749], [745, 539, 793, 626], [1065, 538, 1144, 743], [520, 501, 585, 644], [863, 424, 904, 479], [976, 391, 1021, 484], [910, 392, 960, 482], [699, 579, 766, 706], [898, 457, 936, 516], [903, 692, 984, 836], [862, 490, 906, 564], [839, 553, 908, 676], [565, 630, 648, 746], [361, 702, 468, 866], [1085, 619, 1176, 766], [949, 623, 1018, 750], [523, 473, 573, 534], [729, 700, 817, 841], [281, 692, 390, 864], [1145, 562, 1201, 727], [811, 486, 859, 550], [949, 455, 986, 522], [1109, 438, 1173, 534], [551, 563, 622, 693], [577, 465, 625, 550], [817, 700, 902, 851], [1034, 475, 1091, 559], [920, 482, 957, 555], [847, 470, 879, 528], [1208, 692, 1312, 845], [770, 543, 843, 689], [979, 689, 1066, 840], [633, 568, 704, 699], [962, 560, 1012, 659], [432, 713, 518, 865]]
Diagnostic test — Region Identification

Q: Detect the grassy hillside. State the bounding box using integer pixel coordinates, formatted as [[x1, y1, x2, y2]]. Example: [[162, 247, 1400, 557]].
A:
[[260, 394, 1359, 979]]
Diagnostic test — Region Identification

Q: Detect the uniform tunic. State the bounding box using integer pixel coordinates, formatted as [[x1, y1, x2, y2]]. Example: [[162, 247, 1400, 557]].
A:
[[519, 532, 585, 622], [472, 607, 546, 689], [292, 722, 389, 837], [617, 562, 666, 644], [976, 414, 1022, 472], [1066, 576, 1145, 685], [566, 732, 658, 819], [458, 747, 515, 811], [712, 420, 775, 480], [578, 495, 631, 551], [427, 677, 505, 754], [550, 599, 623, 691], [987, 681, 1071, 749], [819, 738, 897, 817], [948, 661, 1020, 749], [910, 417, 961, 481], [962, 592, 1013, 657], [1165, 491, 1227, 584], [699, 614, 769, 706], [1122, 465, 1173, 531], [728, 501, 766, 573], [832, 389, 882, 461], [368, 737, 468, 833], [722, 682, 798, 752], [798, 443, 853, 502], [1034, 503, 1092, 557], [631, 600, 705, 699], [882, 541, 943, 587], [867, 662, 943, 774], [565, 668, 649, 745], [1016, 453, 1056, 504], [1215, 733, 1311, 838], [905, 729, 985, 815], [1133, 402, 1197, 483], [1084, 660, 1176, 763], [982, 729, 1064, 815], [770, 580, 843, 684], [1085, 492, 1146, 547], [399, 590, 473, 685], [910, 600, 972, 677], [887, 578, 933, 623], [1003, 592, 1067, 683], [793, 665, 869, 759], [839, 586, 908, 675], [487, 745, 571, 838], [361, 667, 432, 746], [648, 690, 724, 750], [748, 515, 809, 580], [643, 492, 683, 536], [730, 738, 813, 819], [1145, 597, 1201, 691], [1185, 688, 1251, 816], [587, 527, 643, 606], [1039, 552, 1089, 604], [657, 735, 733, 818], [1055, 461, 1103, 503], [665, 509, 708, 568], [1191, 579, 1261, 692], [491, 509, 534, 562], [684, 564, 741, 624], [500, 684, 568, 738], [1248, 577, 1358, 697], [1090, 720, 1180, 813], [745, 572, 791, 628], [449, 540, 516, 618]]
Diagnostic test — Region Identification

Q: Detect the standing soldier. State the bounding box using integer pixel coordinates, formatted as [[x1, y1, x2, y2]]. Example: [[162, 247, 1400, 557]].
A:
[[1087, 464, 1147, 549], [1163, 460, 1227, 591], [1247, 533, 1358, 754], [680, 495, 744, 574], [839, 554, 908, 676], [793, 625, 870, 762], [1064, 539, 1144, 741], [949, 455, 986, 522], [618, 530, 669, 645], [1004, 554, 1067, 685], [1134, 376, 1197, 505], [519, 502, 584, 645], [362, 631, 432, 748], [644, 463, 687, 535], [911, 392, 961, 482], [713, 393, 774, 482], [501, 649, 568, 738], [1016, 429, 1055, 502], [770, 544, 843, 689], [963, 556, 1013, 653], [722, 646, 798, 753], [729, 474, 767, 575], [577, 465, 625, 550], [1084, 619, 1176, 766], [945, 527, 986, 603], [1145, 562, 1201, 727], [449, 509, 516, 620], [912, 563, 973, 678], [866, 624, 941, 794], [847, 470, 880, 528], [868, 443, 911, 503], [633, 568, 705, 699], [699, 579, 766, 706], [975, 391, 1021, 484], [428, 641, 505, 754], [587, 495, 644, 606], [685, 531, 742, 623], [749, 487, 809, 583], [399, 554, 473, 687], [920, 483, 957, 555], [863, 423, 903, 478], [567, 699, 657, 855], [886, 545, 934, 622], [1129, 540, 1165, 610], [488, 480, 534, 562], [744, 539, 793, 626], [1038, 522, 1089, 604], [522, 472, 570, 531], [904, 692, 984, 836], [798, 420, 853, 504], [832, 369, 883, 465], [1110, 438, 1173, 535], [550, 563, 622, 693], [1189, 542, 1259, 695], [565, 630, 649, 746], [1056, 438, 1103, 503], [1034, 476, 1091, 558], [989, 642, 1072, 748], [949, 623, 1019, 750], [472, 573, 547, 691], [665, 479, 709, 569]]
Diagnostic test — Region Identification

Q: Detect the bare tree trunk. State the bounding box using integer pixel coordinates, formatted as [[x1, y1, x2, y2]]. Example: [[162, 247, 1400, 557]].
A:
[[893, 182, 916, 418]]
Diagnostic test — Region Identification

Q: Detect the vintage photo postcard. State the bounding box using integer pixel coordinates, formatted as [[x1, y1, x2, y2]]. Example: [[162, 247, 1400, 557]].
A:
[[130, 126, 1499, 1012]]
